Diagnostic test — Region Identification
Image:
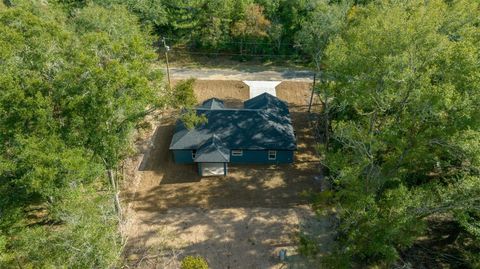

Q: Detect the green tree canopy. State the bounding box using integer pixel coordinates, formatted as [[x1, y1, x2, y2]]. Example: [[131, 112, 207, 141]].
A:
[[0, 2, 164, 267], [321, 0, 480, 266]]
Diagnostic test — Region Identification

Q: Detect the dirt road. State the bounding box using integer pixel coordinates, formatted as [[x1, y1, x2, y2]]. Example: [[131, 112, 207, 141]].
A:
[[167, 67, 314, 81]]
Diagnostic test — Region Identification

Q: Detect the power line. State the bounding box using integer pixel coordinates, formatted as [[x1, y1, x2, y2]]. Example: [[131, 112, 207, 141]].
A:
[[163, 37, 301, 47], [168, 50, 307, 59]]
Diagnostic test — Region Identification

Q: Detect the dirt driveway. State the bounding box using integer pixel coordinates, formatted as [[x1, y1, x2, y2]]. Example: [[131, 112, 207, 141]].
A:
[[121, 80, 330, 268]]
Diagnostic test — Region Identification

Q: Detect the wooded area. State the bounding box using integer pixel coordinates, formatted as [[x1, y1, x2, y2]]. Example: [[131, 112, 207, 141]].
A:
[[318, 1, 480, 267], [0, 0, 479, 268]]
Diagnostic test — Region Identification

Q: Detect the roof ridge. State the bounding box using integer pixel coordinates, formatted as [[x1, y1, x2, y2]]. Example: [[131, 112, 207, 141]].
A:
[[170, 95, 297, 151], [194, 134, 230, 162], [210, 134, 230, 161]]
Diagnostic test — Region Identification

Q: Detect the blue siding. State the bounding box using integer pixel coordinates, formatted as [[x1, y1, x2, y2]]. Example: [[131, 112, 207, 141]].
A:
[[173, 150, 194, 164], [172, 149, 294, 164], [230, 150, 293, 164]]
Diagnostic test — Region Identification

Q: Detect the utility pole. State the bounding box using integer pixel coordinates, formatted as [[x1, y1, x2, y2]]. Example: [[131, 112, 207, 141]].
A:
[[308, 73, 316, 113], [162, 37, 171, 89]]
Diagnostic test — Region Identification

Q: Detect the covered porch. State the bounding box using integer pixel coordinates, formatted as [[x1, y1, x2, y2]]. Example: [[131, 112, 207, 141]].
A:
[[197, 162, 228, 177], [194, 134, 230, 177]]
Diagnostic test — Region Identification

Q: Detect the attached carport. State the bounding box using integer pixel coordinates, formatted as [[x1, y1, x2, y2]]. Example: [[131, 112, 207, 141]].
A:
[[194, 135, 230, 177]]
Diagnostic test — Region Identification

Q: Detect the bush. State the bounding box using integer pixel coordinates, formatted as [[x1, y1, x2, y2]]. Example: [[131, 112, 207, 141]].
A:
[[298, 232, 319, 257], [172, 78, 197, 108], [181, 255, 209, 269]]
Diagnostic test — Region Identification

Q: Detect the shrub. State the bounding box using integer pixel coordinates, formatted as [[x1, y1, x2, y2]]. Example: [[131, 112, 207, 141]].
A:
[[298, 232, 319, 257], [181, 255, 209, 269]]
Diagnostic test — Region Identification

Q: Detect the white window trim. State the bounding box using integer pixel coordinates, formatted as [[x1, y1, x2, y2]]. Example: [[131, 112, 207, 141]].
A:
[[192, 150, 197, 159], [231, 149, 243, 156], [268, 150, 277, 160]]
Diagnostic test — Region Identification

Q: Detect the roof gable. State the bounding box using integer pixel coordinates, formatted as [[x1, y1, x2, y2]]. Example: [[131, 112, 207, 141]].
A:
[[200, 98, 224, 109], [194, 135, 230, 162], [243, 92, 288, 111]]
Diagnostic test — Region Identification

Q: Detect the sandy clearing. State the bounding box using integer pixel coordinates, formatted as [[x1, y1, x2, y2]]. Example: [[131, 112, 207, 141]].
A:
[[121, 80, 329, 269], [172, 80, 249, 108], [125, 207, 332, 269], [276, 81, 316, 112]]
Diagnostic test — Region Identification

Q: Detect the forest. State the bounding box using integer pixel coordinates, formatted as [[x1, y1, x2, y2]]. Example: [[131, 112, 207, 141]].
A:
[[0, 0, 479, 268]]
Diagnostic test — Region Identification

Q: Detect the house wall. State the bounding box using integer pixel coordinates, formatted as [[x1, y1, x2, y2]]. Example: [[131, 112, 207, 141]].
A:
[[172, 149, 294, 164], [230, 150, 294, 164], [172, 150, 195, 164]]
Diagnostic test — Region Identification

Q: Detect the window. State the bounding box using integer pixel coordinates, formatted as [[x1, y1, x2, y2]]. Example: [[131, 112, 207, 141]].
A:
[[231, 150, 243, 156], [268, 150, 277, 160], [192, 150, 197, 159]]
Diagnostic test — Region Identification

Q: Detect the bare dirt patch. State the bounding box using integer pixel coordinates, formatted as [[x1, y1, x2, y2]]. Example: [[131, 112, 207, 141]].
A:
[[121, 80, 330, 269], [172, 79, 249, 108], [276, 81, 313, 109]]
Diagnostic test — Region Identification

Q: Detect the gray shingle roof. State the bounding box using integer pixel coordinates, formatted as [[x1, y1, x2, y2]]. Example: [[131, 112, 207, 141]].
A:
[[244, 92, 289, 112], [169, 93, 296, 154], [200, 98, 224, 109], [194, 135, 230, 163]]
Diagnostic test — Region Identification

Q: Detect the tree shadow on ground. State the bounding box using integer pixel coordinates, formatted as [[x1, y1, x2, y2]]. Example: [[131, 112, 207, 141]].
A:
[[401, 218, 470, 269], [123, 84, 329, 268], [131, 108, 320, 212], [124, 205, 333, 269]]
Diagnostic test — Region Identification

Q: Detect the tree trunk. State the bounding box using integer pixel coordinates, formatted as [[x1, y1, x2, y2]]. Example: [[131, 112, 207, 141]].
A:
[[324, 82, 329, 150], [106, 167, 122, 220]]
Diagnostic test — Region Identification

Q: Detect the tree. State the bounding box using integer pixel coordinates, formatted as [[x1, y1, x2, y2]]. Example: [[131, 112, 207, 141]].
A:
[[193, 0, 236, 49], [0, 2, 164, 267], [320, 0, 480, 266], [275, 0, 311, 50], [63, 4, 162, 168], [160, 0, 204, 42], [57, 0, 168, 28], [231, 3, 271, 55], [296, 0, 351, 150], [170, 79, 207, 129], [296, 0, 350, 71]]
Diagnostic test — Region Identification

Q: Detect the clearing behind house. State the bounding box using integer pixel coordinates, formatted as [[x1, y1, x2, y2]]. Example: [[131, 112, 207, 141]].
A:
[[121, 80, 332, 269]]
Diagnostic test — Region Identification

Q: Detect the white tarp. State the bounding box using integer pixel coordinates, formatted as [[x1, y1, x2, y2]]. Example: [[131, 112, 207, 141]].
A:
[[243, 81, 281, 98], [201, 163, 225, 176]]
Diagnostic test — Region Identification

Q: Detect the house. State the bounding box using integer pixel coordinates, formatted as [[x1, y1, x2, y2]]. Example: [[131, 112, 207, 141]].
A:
[[169, 93, 297, 176]]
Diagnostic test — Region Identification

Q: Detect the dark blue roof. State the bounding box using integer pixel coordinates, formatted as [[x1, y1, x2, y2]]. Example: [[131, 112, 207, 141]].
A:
[[170, 93, 296, 154], [194, 135, 230, 162], [244, 92, 289, 112], [200, 98, 224, 109]]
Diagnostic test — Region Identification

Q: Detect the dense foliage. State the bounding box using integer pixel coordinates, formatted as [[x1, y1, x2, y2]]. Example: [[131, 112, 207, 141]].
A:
[[171, 79, 208, 130], [312, 0, 480, 267], [59, 0, 348, 59], [1, 0, 479, 268], [0, 1, 163, 267]]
